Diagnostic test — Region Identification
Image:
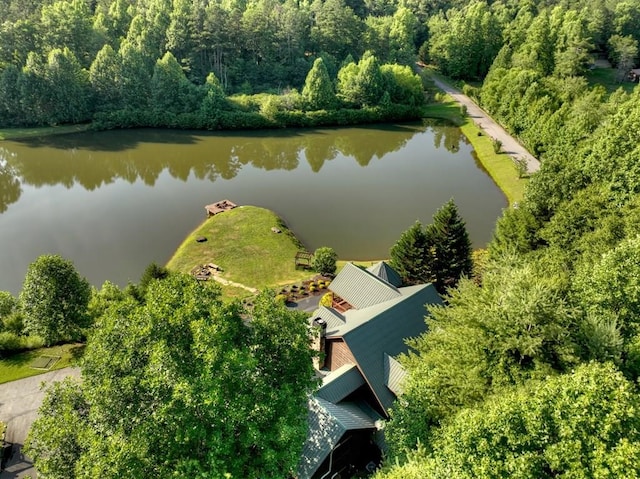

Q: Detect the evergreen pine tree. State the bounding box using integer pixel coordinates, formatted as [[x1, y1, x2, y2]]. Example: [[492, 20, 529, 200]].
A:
[[302, 57, 336, 110], [389, 221, 430, 285], [425, 199, 473, 293]]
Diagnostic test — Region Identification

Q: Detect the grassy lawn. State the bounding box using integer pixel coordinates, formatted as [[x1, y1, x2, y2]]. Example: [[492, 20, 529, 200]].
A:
[[166, 206, 316, 292], [422, 100, 465, 126], [0, 124, 91, 141], [586, 67, 636, 94], [0, 343, 84, 384], [460, 118, 525, 205]]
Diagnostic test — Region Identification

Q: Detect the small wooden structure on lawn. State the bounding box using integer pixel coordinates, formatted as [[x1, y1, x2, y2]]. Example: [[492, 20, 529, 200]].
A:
[[205, 199, 237, 217], [191, 263, 223, 280], [295, 251, 313, 269]]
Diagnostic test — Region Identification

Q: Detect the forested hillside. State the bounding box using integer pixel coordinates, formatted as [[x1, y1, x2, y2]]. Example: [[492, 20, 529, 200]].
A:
[[373, 0, 640, 477], [0, 0, 427, 128]]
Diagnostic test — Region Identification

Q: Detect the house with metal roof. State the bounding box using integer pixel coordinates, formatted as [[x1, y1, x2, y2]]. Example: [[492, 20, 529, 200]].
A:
[[297, 262, 442, 479]]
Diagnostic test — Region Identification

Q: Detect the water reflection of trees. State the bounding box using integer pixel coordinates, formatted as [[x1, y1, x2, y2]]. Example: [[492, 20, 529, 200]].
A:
[[0, 122, 465, 212], [432, 124, 469, 154], [0, 148, 22, 213]]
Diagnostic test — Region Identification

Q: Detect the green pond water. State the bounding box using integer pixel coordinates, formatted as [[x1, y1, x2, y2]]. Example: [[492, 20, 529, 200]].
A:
[[0, 121, 507, 294]]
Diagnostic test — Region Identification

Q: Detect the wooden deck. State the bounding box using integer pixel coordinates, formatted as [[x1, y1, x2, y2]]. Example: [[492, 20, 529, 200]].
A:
[[205, 199, 237, 216]]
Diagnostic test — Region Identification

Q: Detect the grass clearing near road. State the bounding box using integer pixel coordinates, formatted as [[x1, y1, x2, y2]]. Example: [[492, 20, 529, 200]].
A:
[[0, 124, 91, 141], [0, 343, 84, 384], [460, 118, 526, 205], [422, 99, 465, 126], [166, 206, 315, 295], [586, 67, 636, 94]]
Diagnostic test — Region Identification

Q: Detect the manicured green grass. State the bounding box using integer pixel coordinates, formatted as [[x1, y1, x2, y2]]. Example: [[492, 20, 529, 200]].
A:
[[460, 118, 525, 205], [166, 206, 316, 292], [337, 259, 384, 271], [0, 124, 91, 141], [422, 100, 465, 126], [0, 343, 84, 384], [586, 67, 636, 94]]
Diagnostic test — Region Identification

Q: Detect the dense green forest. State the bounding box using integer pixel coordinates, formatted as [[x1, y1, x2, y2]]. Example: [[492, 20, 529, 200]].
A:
[[4, 0, 640, 476], [377, 0, 640, 477], [0, 0, 427, 128]]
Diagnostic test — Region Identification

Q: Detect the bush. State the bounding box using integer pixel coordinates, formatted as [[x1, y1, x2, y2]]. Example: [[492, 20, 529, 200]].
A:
[[320, 292, 333, 307], [492, 138, 503, 153], [0, 332, 44, 356], [2, 312, 24, 335], [313, 247, 338, 276], [274, 294, 288, 304]]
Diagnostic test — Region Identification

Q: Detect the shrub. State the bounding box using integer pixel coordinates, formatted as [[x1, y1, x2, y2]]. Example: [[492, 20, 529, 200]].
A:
[[492, 138, 503, 153], [2, 312, 24, 335], [313, 247, 338, 276], [320, 292, 333, 307], [274, 294, 288, 304], [0, 332, 44, 356]]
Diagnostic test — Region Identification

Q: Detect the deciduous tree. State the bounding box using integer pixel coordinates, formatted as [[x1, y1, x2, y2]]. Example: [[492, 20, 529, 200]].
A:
[[19, 254, 91, 345], [313, 246, 338, 275], [380, 363, 640, 479], [25, 274, 317, 478]]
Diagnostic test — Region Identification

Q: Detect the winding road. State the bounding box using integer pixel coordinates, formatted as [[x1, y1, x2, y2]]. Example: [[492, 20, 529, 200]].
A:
[[430, 75, 541, 174]]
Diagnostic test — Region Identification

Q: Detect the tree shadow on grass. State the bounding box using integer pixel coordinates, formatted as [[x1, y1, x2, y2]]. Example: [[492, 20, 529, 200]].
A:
[[68, 344, 86, 364]]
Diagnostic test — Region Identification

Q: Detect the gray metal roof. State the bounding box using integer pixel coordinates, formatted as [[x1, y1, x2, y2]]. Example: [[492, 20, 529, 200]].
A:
[[384, 353, 407, 396], [316, 364, 366, 403], [367, 261, 403, 287], [329, 263, 401, 309], [311, 306, 346, 332], [297, 398, 376, 479], [339, 283, 442, 414]]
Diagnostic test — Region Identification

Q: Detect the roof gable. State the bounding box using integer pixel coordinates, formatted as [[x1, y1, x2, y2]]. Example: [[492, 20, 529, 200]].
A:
[[367, 261, 403, 287], [316, 364, 366, 403], [384, 353, 407, 396], [298, 398, 376, 479], [312, 306, 346, 332], [329, 262, 401, 309]]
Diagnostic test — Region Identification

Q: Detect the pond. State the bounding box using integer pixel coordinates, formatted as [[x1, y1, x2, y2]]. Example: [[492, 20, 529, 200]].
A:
[[0, 121, 507, 295]]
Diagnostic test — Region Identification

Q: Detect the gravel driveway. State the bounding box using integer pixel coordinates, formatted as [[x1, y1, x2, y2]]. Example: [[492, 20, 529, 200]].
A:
[[430, 75, 541, 174]]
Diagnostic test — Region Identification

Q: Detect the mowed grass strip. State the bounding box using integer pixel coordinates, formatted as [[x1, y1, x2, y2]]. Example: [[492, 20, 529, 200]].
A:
[[459, 118, 526, 205], [0, 343, 84, 384], [166, 205, 314, 290]]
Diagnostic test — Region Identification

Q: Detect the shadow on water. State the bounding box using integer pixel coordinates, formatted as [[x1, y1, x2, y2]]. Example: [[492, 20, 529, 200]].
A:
[[10, 128, 202, 152]]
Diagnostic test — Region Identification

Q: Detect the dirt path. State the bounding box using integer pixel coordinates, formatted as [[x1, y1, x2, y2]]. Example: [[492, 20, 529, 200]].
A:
[[430, 76, 541, 174], [210, 274, 258, 293]]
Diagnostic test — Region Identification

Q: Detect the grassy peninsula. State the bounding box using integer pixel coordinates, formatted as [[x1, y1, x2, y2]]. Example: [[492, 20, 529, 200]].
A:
[[166, 206, 315, 299]]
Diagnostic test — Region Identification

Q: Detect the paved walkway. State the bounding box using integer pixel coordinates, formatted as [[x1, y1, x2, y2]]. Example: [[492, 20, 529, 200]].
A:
[[430, 75, 541, 174], [0, 368, 81, 478]]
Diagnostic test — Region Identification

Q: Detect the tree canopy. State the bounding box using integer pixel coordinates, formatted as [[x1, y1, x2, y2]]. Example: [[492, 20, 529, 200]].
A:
[[25, 273, 317, 478], [19, 254, 91, 345]]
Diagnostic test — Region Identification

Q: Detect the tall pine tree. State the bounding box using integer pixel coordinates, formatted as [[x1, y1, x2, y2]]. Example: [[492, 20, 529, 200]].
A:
[[389, 221, 430, 285], [426, 199, 473, 293]]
